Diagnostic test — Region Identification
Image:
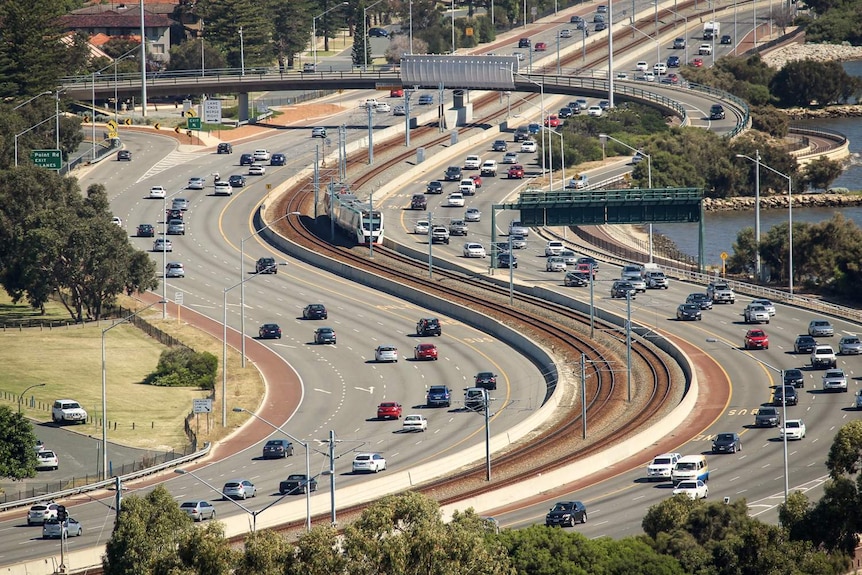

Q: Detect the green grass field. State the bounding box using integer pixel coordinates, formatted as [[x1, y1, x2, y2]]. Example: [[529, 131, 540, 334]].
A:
[[0, 293, 263, 451]]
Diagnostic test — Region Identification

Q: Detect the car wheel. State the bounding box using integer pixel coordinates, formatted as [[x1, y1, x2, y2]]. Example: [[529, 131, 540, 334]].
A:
[[210, 510, 215, 520], [569, 516, 576, 527], [581, 512, 587, 524]]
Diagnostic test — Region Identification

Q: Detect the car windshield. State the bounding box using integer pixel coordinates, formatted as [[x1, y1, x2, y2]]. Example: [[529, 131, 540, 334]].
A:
[[717, 434, 734, 442], [677, 462, 696, 470], [787, 421, 800, 428], [552, 503, 573, 511], [759, 408, 777, 415], [653, 457, 672, 465], [287, 474, 305, 480]]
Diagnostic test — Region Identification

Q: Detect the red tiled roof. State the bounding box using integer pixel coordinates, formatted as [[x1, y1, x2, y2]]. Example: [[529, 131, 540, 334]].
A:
[[59, 10, 173, 29]]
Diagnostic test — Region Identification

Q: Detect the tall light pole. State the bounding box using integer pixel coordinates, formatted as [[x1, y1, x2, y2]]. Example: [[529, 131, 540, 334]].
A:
[[543, 127, 565, 189], [600, 133, 652, 261], [233, 408, 312, 531], [239, 212, 300, 366], [313, 2, 349, 68], [707, 338, 789, 504], [510, 70, 546, 178], [451, 0, 456, 53], [140, 0, 147, 117], [18, 383, 46, 414], [665, 7, 689, 65], [736, 150, 762, 282], [364, 0, 386, 71], [239, 26, 245, 75], [409, 0, 414, 53], [102, 300, 164, 480]]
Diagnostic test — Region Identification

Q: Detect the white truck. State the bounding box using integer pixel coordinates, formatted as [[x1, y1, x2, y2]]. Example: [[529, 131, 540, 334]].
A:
[[480, 160, 498, 176], [703, 21, 720, 40]]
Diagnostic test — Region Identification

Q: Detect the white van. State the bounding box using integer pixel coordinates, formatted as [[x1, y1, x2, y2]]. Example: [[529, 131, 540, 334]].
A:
[[672, 454, 709, 484]]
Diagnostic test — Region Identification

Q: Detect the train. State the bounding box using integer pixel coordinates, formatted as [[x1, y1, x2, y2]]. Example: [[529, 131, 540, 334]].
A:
[[322, 189, 384, 245]]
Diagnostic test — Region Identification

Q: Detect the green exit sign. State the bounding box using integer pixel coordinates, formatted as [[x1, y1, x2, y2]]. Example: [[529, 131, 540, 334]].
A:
[[31, 149, 62, 170], [187, 117, 201, 130]]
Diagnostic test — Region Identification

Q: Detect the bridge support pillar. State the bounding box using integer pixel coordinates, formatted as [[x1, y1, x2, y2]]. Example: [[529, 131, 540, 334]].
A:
[[238, 92, 250, 123], [450, 90, 473, 126]]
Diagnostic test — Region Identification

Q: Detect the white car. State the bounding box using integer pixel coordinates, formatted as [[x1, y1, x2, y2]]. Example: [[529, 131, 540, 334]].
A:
[[253, 149, 271, 161], [615, 72, 630, 80], [187, 177, 205, 190], [699, 43, 712, 55], [642, 72, 656, 82], [447, 192, 466, 207], [780, 419, 806, 440], [153, 238, 173, 252], [414, 220, 429, 234], [509, 221, 529, 236], [545, 241, 564, 256], [43, 517, 82, 538], [560, 249, 577, 265], [459, 178, 477, 195], [546, 256, 567, 272], [50, 399, 87, 425], [503, 151, 518, 164], [560, 29, 573, 38], [149, 186, 166, 199], [587, 105, 603, 117], [393, 105, 406, 116], [222, 479, 256, 500], [673, 479, 709, 499], [750, 298, 776, 316], [653, 62, 668, 74], [375, 102, 391, 113], [35, 450, 59, 471], [635, 60, 649, 71], [111, 216, 123, 226], [402, 414, 428, 432], [248, 164, 266, 176], [463, 243, 487, 258], [165, 262, 185, 278], [822, 369, 848, 392], [352, 452, 387, 473], [214, 181, 233, 196], [465, 208, 481, 222], [464, 155, 482, 169], [646, 452, 682, 481], [520, 140, 537, 152], [512, 51, 525, 61], [375, 345, 398, 362]]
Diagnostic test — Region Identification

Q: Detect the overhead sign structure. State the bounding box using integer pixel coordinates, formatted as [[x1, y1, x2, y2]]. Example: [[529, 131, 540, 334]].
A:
[[30, 149, 62, 170], [400, 55, 519, 90], [203, 99, 222, 124]]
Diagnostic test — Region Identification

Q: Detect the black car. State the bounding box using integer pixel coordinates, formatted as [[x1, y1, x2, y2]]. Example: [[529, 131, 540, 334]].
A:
[[686, 292, 713, 310], [783, 368, 805, 388], [217, 142, 233, 154], [611, 280, 637, 299], [492, 139, 508, 152], [567, 102, 582, 114], [166, 209, 184, 221], [256, 257, 277, 274], [368, 27, 389, 37], [594, 22, 607, 31], [518, 37, 531, 48], [444, 166, 462, 181], [117, 150, 132, 161], [712, 432, 742, 453], [426, 180, 443, 194], [136, 223, 155, 237], [755, 406, 780, 427], [545, 501, 587, 527], [303, 303, 327, 320], [558, 107, 573, 119], [262, 438, 293, 459], [416, 317, 442, 336], [794, 335, 817, 354], [239, 153, 254, 165], [676, 303, 702, 321], [720, 34, 732, 44], [314, 327, 337, 344], [570, 15, 583, 23], [564, 271, 590, 287], [259, 323, 282, 339], [773, 385, 798, 406], [279, 474, 317, 495], [497, 252, 518, 268], [709, 104, 726, 120], [475, 372, 497, 390], [270, 153, 286, 166], [229, 174, 246, 187], [426, 385, 451, 407], [514, 125, 530, 141]]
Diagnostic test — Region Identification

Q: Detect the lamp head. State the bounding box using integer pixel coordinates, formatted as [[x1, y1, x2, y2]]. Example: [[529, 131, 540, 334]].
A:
[[232, 407, 245, 413], [174, 468, 188, 475]]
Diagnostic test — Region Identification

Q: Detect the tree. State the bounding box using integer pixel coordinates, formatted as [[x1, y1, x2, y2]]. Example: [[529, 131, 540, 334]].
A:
[[168, 38, 227, 72], [237, 530, 294, 575], [176, 521, 238, 575], [385, 35, 427, 63], [0, 406, 38, 480], [826, 420, 862, 476], [0, 0, 69, 98], [803, 155, 845, 190], [195, 0, 275, 68], [286, 525, 349, 575], [352, 0, 371, 67], [272, 0, 314, 69], [103, 485, 194, 575], [770, 59, 859, 107]]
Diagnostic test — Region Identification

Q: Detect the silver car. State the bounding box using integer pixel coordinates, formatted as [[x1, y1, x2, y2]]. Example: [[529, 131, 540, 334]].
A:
[[180, 500, 216, 521], [42, 518, 82, 538], [822, 369, 848, 392], [165, 262, 185, 278], [153, 238, 173, 252], [546, 257, 567, 272], [750, 298, 776, 316], [375, 345, 398, 363], [808, 319, 834, 337], [166, 219, 185, 235], [222, 479, 256, 500], [838, 335, 862, 355]]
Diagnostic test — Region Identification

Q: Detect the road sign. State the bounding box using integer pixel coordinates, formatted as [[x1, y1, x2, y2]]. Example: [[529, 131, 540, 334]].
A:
[[175, 292, 184, 305], [720, 251, 728, 261], [107, 119, 118, 130], [30, 149, 62, 169], [193, 398, 212, 413], [187, 117, 201, 130], [203, 99, 222, 123]]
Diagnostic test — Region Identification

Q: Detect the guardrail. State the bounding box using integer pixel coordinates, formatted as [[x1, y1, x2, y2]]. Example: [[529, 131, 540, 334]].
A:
[[687, 81, 750, 138], [0, 443, 210, 514]]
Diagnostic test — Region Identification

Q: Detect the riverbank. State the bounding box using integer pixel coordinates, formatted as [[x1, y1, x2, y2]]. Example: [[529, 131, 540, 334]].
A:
[[703, 192, 862, 211]]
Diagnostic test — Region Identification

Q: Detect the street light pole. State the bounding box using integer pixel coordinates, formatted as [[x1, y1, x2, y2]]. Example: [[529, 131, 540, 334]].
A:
[[511, 71, 545, 178], [18, 383, 46, 414], [239, 26, 245, 75], [232, 408, 312, 531], [599, 133, 652, 261], [239, 212, 300, 367], [665, 7, 689, 64], [313, 2, 349, 69], [102, 300, 164, 480]]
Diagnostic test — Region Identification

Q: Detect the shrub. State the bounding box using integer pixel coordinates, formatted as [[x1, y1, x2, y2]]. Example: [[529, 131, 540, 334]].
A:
[[144, 348, 217, 390]]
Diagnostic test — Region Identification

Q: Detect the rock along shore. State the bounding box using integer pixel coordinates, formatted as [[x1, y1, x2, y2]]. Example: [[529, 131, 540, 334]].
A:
[[703, 193, 862, 211]]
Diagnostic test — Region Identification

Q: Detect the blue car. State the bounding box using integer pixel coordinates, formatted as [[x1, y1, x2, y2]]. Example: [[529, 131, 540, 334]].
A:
[[528, 123, 541, 135]]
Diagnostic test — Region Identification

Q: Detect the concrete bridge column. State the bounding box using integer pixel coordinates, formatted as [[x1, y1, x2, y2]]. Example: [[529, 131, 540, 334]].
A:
[[238, 92, 249, 123]]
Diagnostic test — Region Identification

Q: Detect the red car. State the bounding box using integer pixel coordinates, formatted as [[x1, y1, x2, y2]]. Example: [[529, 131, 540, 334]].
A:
[[414, 343, 439, 360], [390, 88, 404, 97], [469, 174, 483, 188], [377, 402, 402, 419], [576, 263, 596, 277], [744, 329, 769, 350], [544, 114, 560, 127], [692, 57, 704, 67], [534, 42, 547, 51], [507, 165, 525, 179]]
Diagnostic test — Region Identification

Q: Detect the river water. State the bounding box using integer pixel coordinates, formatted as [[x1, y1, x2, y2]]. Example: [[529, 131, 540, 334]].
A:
[[650, 61, 862, 265]]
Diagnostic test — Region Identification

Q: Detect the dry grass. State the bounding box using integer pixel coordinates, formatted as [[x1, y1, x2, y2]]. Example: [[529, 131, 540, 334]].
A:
[[0, 293, 263, 452]]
